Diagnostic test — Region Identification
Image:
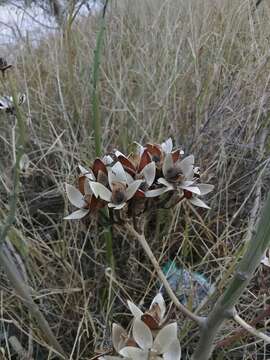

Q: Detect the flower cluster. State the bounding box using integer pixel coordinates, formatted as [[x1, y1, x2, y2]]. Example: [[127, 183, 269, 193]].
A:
[[100, 293, 181, 360], [65, 138, 214, 220]]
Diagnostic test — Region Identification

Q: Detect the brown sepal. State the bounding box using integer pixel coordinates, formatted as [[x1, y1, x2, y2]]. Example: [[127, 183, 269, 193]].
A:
[[145, 144, 162, 163], [138, 150, 151, 172], [141, 303, 161, 330], [78, 175, 86, 194], [134, 189, 145, 198], [92, 158, 107, 178], [183, 189, 193, 199], [89, 195, 106, 211], [172, 150, 181, 163], [118, 155, 136, 176]]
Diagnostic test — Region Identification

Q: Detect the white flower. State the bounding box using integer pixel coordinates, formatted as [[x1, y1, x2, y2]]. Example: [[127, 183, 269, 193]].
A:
[[64, 183, 91, 220], [112, 323, 129, 353], [127, 293, 166, 329], [145, 155, 200, 198], [90, 162, 143, 210], [161, 138, 173, 154], [119, 319, 181, 360], [185, 183, 214, 209], [78, 164, 95, 180], [161, 138, 184, 157], [114, 149, 156, 189], [64, 163, 101, 220]]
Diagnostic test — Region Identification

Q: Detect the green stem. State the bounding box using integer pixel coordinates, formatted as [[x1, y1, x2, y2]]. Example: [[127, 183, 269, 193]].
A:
[[91, 0, 109, 157], [91, 1, 114, 270], [192, 192, 270, 360]]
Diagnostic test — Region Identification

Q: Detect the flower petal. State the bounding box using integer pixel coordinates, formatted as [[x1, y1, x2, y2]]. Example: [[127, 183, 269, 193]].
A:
[[162, 154, 174, 178], [118, 155, 136, 175], [179, 155, 194, 179], [108, 202, 126, 210], [64, 208, 89, 220], [181, 180, 195, 187], [126, 171, 135, 184], [145, 187, 170, 198], [161, 138, 173, 154], [150, 293, 166, 320], [158, 178, 175, 190], [134, 141, 145, 156], [112, 323, 127, 352], [126, 180, 143, 200], [163, 338, 181, 360], [90, 182, 112, 202], [153, 323, 177, 354], [78, 164, 95, 180], [197, 183, 214, 195], [84, 179, 93, 195], [102, 155, 114, 165], [133, 318, 153, 350], [114, 150, 126, 158], [127, 301, 143, 318], [189, 197, 210, 209], [141, 161, 156, 187], [180, 185, 201, 195], [108, 162, 127, 187], [120, 347, 148, 360], [65, 183, 86, 208], [138, 150, 151, 172]]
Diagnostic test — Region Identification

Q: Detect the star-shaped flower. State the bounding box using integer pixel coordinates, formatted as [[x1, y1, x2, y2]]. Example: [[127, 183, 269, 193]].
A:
[[119, 319, 181, 360], [90, 162, 143, 210], [127, 293, 166, 330], [64, 160, 107, 220]]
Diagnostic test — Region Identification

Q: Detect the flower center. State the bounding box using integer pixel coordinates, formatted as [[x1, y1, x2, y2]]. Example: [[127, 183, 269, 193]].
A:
[[166, 166, 180, 180], [111, 182, 127, 205], [152, 155, 161, 163]]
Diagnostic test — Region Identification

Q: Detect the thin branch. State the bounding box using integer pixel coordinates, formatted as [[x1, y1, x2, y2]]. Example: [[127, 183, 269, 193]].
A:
[[233, 313, 270, 344], [216, 305, 270, 348], [126, 223, 205, 326]]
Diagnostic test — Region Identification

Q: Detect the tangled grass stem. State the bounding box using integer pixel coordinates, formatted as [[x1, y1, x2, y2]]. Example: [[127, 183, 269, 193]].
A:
[[0, 245, 65, 358], [126, 223, 205, 326]]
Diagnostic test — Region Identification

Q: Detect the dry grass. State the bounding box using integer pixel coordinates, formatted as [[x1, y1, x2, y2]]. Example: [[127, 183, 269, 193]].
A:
[[0, 0, 270, 358]]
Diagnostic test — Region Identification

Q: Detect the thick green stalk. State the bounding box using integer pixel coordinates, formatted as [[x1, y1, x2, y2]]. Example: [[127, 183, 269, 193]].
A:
[[91, 1, 114, 270], [193, 192, 270, 360], [91, 0, 109, 157]]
